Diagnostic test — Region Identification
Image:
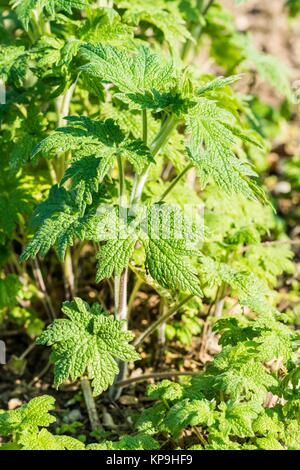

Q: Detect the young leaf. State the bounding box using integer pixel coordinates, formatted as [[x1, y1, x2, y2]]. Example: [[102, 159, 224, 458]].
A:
[[12, 0, 86, 30], [165, 398, 215, 437], [36, 298, 140, 395], [0, 396, 56, 436], [80, 44, 177, 110], [116, 0, 192, 53]]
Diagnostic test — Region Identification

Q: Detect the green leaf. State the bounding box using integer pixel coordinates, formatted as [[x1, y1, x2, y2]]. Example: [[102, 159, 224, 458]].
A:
[[136, 402, 168, 436], [19, 428, 85, 450], [196, 75, 242, 95], [214, 351, 278, 401], [80, 44, 177, 110], [12, 0, 86, 30], [33, 116, 153, 183], [218, 401, 261, 438], [185, 98, 263, 199], [87, 433, 159, 450], [0, 45, 28, 87], [0, 168, 34, 245], [143, 237, 202, 296], [117, 0, 192, 54], [0, 396, 56, 437], [165, 399, 215, 437], [0, 274, 22, 310], [147, 380, 184, 402], [96, 236, 138, 283], [199, 256, 276, 316], [246, 48, 294, 101], [256, 436, 285, 450], [36, 298, 140, 395], [20, 185, 101, 261]]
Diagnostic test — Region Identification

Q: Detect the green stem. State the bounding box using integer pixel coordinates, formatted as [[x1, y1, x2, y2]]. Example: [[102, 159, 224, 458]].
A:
[[181, 0, 215, 62], [127, 278, 143, 315], [63, 248, 75, 300], [110, 155, 128, 399], [56, 82, 77, 180], [33, 258, 56, 320], [158, 163, 193, 202], [80, 377, 101, 432], [142, 109, 147, 144], [131, 114, 178, 205], [134, 294, 194, 347]]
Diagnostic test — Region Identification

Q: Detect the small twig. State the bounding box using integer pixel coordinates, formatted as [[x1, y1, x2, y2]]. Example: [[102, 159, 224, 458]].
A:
[[33, 258, 56, 319], [193, 426, 206, 446], [63, 248, 75, 300], [202, 0, 215, 16], [158, 163, 193, 203], [29, 362, 51, 387], [134, 294, 194, 347], [116, 371, 198, 388], [20, 342, 36, 360], [127, 278, 143, 315]]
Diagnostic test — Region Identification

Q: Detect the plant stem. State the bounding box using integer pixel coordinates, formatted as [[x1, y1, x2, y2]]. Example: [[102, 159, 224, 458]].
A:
[[181, 0, 215, 62], [203, 0, 215, 15], [32, 258, 56, 320], [111, 115, 178, 398], [142, 109, 147, 144], [131, 114, 178, 205], [56, 82, 77, 180], [193, 426, 206, 446], [63, 248, 75, 300], [46, 160, 58, 185], [114, 155, 128, 321], [158, 163, 193, 202], [156, 298, 166, 366], [134, 294, 194, 347], [80, 378, 101, 432], [110, 155, 128, 399], [20, 342, 36, 360], [127, 278, 143, 315]]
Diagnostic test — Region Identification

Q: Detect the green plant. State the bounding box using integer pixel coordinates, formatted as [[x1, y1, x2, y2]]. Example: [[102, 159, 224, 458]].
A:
[[0, 0, 299, 451]]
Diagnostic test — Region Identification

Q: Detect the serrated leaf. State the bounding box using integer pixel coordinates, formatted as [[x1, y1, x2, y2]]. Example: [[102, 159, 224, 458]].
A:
[[20, 185, 101, 261], [256, 436, 285, 450], [96, 239, 138, 283], [143, 237, 202, 296], [36, 298, 139, 395], [80, 44, 177, 110], [33, 116, 153, 185], [185, 98, 263, 199], [87, 433, 159, 450], [165, 399, 215, 437], [12, 0, 86, 30], [0, 396, 56, 437], [196, 75, 242, 95], [117, 0, 192, 54], [19, 428, 85, 450], [147, 380, 184, 402], [218, 401, 261, 438]]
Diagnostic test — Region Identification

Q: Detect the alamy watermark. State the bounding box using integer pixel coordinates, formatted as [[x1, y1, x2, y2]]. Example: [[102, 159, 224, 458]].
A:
[[96, 202, 205, 250]]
